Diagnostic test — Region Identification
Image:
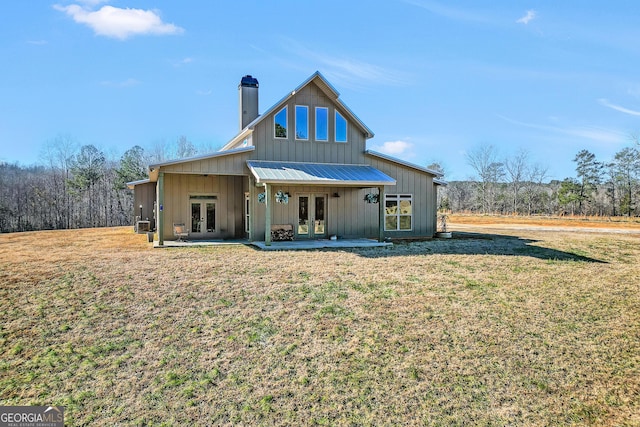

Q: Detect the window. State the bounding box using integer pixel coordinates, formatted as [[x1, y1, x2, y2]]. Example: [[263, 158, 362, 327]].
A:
[[315, 107, 328, 141], [295, 105, 308, 140], [384, 195, 412, 231], [274, 106, 287, 138], [335, 111, 347, 142]]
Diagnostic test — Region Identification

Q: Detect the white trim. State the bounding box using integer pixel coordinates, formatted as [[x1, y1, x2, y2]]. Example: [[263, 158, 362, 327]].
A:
[[244, 192, 250, 233], [384, 194, 413, 232], [335, 110, 347, 143], [295, 105, 309, 141], [149, 146, 255, 170], [366, 150, 445, 178], [274, 106, 288, 139], [315, 106, 328, 141], [126, 178, 151, 189], [188, 194, 218, 235]]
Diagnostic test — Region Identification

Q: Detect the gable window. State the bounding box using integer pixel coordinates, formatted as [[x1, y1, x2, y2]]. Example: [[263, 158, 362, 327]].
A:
[[335, 110, 347, 142], [295, 105, 308, 140], [315, 107, 328, 141], [384, 194, 413, 231], [274, 106, 287, 139]]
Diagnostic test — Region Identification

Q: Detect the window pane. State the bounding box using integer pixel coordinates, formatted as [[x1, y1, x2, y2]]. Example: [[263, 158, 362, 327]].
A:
[[385, 216, 397, 230], [335, 111, 347, 142], [191, 203, 200, 233], [385, 200, 398, 215], [399, 215, 412, 230], [400, 199, 412, 215], [206, 202, 216, 232], [298, 196, 309, 235], [295, 106, 308, 140], [275, 107, 287, 138], [315, 107, 328, 141]]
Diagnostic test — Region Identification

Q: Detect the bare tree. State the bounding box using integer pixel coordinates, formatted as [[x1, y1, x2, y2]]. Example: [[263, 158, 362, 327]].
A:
[[504, 149, 529, 214], [466, 145, 504, 213], [39, 134, 78, 229], [176, 135, 197, 158], [522, 163, 549, 215]]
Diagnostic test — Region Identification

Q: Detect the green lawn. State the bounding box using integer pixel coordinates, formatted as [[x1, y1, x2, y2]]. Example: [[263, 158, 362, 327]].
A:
[[1, 226, 639, 426]]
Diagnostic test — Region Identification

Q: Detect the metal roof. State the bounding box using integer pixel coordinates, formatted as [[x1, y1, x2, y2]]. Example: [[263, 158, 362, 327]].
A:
[[247, 160, 396, 186], [365, 150, 446, 178]]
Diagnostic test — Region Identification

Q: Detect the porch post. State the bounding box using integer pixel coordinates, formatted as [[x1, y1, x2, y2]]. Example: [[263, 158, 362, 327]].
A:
[[158, 172, 165, 246], [378, 185, 385, 242], [264, 183, 272, 246], [248, 176, 255, 242]]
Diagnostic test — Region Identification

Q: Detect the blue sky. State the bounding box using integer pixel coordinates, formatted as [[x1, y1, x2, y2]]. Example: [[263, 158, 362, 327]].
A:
[[1, 1, 639, 180]]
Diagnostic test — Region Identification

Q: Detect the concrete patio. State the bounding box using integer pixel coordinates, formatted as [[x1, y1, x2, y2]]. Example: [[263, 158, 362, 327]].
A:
[[153, 238, 392, 250]]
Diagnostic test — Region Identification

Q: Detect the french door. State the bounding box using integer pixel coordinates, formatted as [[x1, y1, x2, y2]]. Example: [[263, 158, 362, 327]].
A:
[[190, 196, 216, 238], [297, 194, 327, 238]]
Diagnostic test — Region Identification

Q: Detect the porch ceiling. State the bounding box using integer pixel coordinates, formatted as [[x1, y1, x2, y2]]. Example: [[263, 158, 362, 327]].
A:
[[246, 160, 396, 187]]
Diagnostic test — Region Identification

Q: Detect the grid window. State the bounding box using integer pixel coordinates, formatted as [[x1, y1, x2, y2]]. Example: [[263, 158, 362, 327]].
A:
[[384, 194, 412, 231]]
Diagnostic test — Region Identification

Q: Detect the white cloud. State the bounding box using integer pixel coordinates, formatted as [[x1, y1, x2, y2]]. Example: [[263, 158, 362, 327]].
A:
[[278, 38, 411, 89], [498, 114, 625, 144], [516, 10, 537, 25], [403, 0, 490, 23], [372, 140, 414, 156], [173, 57, 193, 67], [598, 98, 640, 116], [54, 3, 184, 40]]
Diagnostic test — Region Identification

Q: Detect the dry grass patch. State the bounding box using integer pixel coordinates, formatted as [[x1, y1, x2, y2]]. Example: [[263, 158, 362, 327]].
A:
[[449, 213, 640, 230], [1, 224, 639, 426]]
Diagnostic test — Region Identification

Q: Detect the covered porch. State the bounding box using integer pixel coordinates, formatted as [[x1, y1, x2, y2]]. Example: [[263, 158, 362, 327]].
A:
[[246, 160, 396, 246]]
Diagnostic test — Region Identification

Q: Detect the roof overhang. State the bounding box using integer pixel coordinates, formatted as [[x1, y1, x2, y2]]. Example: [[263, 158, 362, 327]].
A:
[[126, 178, 151, 189], [365, 150, 446, 180], [247, 160, 396, 187], [145, 146, 255, 182]]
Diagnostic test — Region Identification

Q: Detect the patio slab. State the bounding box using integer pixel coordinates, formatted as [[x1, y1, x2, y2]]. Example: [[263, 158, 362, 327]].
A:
[[152, 238, 392, 250], [250, 239, 392, 251]]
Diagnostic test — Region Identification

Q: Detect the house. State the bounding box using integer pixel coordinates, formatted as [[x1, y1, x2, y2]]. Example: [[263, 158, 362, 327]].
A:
[[128, 72, 445, 246]]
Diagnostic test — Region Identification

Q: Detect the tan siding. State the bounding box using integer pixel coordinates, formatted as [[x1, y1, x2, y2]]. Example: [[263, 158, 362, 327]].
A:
[[364, 156, 438, 237], [160, 174, 244, 240], [253, 82, 368, 165], [133, 182, 156, 226], [161, 151, 252, 175]]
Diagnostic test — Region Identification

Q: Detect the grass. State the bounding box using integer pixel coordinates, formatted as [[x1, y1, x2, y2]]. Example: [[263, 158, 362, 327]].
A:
[[1, 223, 639, 425]]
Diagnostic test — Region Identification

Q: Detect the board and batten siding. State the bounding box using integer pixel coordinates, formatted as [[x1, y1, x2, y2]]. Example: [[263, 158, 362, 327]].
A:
[[252, 82, 368, 165], [160, 174, 245, 240], [365, 156, 438, 237], [250, 185, 382, 240], [159, 151, 252, 175], [134, 182, 156, 225]]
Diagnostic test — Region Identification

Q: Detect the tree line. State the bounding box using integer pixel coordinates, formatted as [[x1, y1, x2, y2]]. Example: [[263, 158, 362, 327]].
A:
[[2, 135, 639, 233], [439, 140, 640, 217], [0, 135, 203, 233]]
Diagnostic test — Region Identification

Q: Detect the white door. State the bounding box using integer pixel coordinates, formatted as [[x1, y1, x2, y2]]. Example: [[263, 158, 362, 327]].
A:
[[190, 197, 216, 238], [297, 194, 327, 238]]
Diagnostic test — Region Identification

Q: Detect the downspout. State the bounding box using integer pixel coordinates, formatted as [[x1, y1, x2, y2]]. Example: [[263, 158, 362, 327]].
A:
[[158, 172, 164, 246], [248, 176, 255, 241], [264, 183, 272, 246], [378, 186, 385, 242]]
